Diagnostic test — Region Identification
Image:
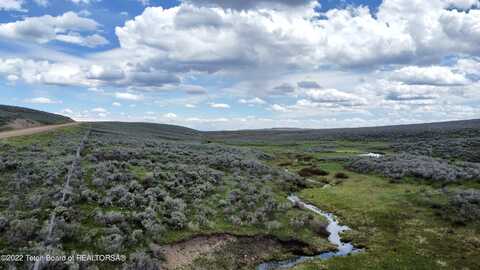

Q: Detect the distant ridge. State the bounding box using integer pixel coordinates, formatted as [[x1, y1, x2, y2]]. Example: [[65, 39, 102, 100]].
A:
[[89, 121, 201, 141], [205, 118, 480, 142], [2, 104, 479, 143], [91, 118, 480, 143], [0, 104, 74, 132], [269, 127, 304, 131]]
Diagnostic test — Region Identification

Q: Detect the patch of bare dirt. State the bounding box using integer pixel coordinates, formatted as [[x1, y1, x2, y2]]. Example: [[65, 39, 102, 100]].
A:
[[158, 234, 236, 270], [0, 122, 79, 139], [5, 118, 41, 130], [156, 234, 323, 270]]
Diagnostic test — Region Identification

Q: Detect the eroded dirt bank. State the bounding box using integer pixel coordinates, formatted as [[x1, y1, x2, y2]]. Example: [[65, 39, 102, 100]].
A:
[[157, 233, 330, 270]]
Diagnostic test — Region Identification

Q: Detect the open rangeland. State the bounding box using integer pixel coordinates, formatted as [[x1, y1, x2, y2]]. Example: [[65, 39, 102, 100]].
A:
[[0, 120, 479, 270]]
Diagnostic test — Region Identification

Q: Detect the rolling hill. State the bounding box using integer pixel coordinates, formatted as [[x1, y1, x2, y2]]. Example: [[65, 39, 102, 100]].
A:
[[90, 121, 201, 141], [0, 104, 74, 132], [205, 119, 480, 142]]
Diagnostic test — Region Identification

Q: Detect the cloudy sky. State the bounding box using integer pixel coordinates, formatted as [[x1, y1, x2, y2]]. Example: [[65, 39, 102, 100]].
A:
[[0, 0, 479, 130]]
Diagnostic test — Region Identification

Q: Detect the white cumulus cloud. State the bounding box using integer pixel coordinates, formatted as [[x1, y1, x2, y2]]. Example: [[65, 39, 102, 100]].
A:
[[25, 97, 60, 104], [114, 92, 144, 101], [209, 102, 230, 109], [0, 0, 26, 11], [391, 66, 470, 86], [239, 97, 266, 105], [0, 12, 106, 47]]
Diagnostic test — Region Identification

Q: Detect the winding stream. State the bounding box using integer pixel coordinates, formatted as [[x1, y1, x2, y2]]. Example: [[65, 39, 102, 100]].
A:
[[256, 195, 362, 270]]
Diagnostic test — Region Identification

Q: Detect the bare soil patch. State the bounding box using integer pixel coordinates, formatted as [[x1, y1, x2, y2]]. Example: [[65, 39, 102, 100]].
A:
[[159, 234, 236, 270], [0, 122, 79, 139], [158, 234, 323, 270], [6, 119, 42, 130]]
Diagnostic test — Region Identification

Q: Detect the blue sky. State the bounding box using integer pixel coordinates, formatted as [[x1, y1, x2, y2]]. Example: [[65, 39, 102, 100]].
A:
[[0, 0, 479, 130]]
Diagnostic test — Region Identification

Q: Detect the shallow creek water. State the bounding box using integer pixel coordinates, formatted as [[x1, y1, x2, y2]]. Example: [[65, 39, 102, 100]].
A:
[[256, 195, 362, 270], [358, 152, 383, 158]]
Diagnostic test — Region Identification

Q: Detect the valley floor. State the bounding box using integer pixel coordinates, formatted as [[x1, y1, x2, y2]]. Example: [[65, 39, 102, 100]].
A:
[[223, 141, 480, 269], [0, 123, 479, 270]]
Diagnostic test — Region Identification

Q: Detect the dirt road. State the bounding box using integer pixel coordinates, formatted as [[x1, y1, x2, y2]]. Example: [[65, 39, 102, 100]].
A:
[[0, 122, 80, 139]]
